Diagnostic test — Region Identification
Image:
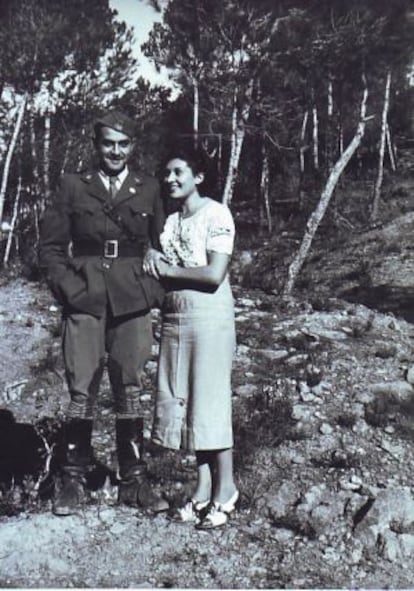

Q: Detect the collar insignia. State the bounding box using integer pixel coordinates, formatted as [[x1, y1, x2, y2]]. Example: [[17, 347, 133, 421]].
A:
[[81, 172, 94, 183]]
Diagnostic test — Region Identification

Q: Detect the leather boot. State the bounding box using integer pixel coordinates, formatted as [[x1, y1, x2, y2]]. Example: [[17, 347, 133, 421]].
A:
[[116, 418, 168, 513], [53, 419, 93, 516]]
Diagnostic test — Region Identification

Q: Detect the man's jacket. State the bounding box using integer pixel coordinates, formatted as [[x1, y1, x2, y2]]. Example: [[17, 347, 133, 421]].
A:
[[39, 169, 165, 317]]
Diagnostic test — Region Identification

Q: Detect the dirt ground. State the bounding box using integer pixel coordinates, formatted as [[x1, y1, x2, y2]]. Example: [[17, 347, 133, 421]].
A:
[[0, 276, 414, 589]]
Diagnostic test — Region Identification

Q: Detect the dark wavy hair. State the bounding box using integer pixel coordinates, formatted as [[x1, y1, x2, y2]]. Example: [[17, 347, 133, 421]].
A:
[[163, 144, 209, 176]]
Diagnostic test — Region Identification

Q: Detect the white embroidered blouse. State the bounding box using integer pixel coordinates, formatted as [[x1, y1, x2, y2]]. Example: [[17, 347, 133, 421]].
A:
[[160, 198, 235, 267]]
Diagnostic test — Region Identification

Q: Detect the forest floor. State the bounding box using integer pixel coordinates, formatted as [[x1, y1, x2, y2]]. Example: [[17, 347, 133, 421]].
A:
[[0, 274, 414, 589]]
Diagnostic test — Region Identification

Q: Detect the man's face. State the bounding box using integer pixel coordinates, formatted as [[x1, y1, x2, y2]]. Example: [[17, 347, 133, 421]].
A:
[[95, 126, 134, 175]]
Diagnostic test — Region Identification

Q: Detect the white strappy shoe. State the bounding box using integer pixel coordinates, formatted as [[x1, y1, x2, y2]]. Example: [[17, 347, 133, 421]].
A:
[[168, 498, 210, 523], [196, 489, 239, 530]]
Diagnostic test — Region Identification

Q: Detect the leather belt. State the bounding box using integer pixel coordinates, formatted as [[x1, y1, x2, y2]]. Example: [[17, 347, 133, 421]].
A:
[[72, 240, 143, 259]]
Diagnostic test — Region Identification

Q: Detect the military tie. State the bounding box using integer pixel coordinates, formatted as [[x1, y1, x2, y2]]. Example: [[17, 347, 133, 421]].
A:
[[109, 176, 119, 199]]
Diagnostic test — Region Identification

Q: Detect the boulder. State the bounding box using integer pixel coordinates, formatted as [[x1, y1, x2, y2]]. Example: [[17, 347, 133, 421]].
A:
[[294, 484, 348, 536], [354, 487, 414, 555], [370, 380, 414, 403]]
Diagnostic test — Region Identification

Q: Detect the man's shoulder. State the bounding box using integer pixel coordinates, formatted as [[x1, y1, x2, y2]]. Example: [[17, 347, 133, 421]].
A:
[[59, 170, 94, 185], [128, 168, 159, 187]]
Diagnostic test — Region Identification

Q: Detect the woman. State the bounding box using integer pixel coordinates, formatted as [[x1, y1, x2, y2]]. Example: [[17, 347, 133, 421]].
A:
[[144, 147, 238, 529]]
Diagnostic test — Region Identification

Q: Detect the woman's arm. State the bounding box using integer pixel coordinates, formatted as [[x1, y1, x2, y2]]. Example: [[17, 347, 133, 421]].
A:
[[154, 251, 230, 287]]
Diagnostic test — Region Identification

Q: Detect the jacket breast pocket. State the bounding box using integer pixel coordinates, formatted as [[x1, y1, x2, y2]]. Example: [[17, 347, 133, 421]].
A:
[[71, 202, 103, 238], [127, 202, 153, 238]]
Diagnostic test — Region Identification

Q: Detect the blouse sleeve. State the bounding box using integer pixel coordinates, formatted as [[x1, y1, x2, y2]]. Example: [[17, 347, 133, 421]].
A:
[[206, 204, 235, 255]]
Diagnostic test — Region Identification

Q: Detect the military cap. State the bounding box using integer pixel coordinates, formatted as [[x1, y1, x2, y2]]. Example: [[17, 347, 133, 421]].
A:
[[94, 110, 137, 139]]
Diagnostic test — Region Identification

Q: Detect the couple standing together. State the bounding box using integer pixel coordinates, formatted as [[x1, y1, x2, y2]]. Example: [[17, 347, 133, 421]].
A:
[[39, 110, 238, 530]]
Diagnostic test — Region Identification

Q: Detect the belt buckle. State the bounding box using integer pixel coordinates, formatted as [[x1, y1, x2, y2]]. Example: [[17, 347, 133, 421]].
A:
[[104, 239, 118, 258]]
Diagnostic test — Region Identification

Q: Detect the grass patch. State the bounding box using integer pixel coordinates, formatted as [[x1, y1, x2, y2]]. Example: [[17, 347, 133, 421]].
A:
[[233, 385, 297, 464]]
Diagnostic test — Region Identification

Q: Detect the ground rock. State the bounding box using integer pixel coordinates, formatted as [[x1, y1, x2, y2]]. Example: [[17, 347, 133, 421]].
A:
[[285, 353, 309, 366], [379, 438, 406, 460], [256, 348, 289, 361], [271, 528, 295, 543], [291, 403, 313, 421], [354, 389, 376, 404], [355, 487, 414, 553], [295, 485, 348, 536], [319, 422, 334, 435], [351, 418, 371, 435], [372, 341, 398, 359], [378, 530, 414, 562], [311, 381, 331, 397], [266, 481, 300, 520], [234, 384, 257, 398], [339, 475, 363, 491], [370, 380, 414, 402], [235, 343, 252, 362], [406, 365, 414, 385]]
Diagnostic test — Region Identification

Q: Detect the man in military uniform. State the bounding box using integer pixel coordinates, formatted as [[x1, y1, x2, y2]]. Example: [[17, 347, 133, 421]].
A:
[[39, 110, 167, 515]]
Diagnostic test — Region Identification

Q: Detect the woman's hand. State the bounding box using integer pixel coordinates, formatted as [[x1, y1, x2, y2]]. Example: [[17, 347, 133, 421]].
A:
[[143, 248, 170, 279], [143, 248, 162, 279]]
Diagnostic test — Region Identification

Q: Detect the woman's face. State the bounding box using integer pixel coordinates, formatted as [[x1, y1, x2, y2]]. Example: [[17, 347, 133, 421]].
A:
[[164, 158, 203, 200]]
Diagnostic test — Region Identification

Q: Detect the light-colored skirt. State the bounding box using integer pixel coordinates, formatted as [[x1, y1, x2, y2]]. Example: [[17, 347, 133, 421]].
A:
[[152, 279, 236, 451]]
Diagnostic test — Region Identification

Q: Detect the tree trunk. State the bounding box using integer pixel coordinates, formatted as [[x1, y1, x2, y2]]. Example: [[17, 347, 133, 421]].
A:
[[77, 126, 86, 171], [217, 133, 223, 192], [33, 202, 40, 248], [338, 120, 344, 156], [260, 141, 271, 234], [29, 106, 41, 195], [222, 125, 245, 206], [222, 83, 253, 205], [299, 110, 309, 175], [192, 78, 199, 149], [3, 173, 22, 267], [328, 79, 333, 117], [385, 123, 396, 171], [284, 79, 370, 295], [222, 98, 238, 205], [0, 94, 27, 226], [60, 137, 72, 176], [371, 70, 392, 222], [326, 78, 334, 171], [42, 110, 51, 211], [312, 102, 319, 170]]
